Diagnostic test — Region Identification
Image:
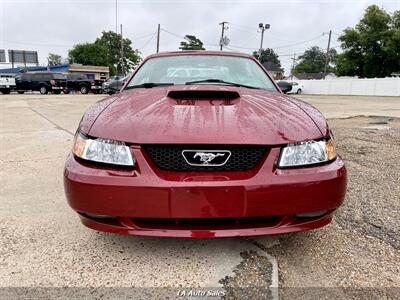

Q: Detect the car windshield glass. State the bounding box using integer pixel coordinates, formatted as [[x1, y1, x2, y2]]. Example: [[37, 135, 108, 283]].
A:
[[126, 55, 277, 91]]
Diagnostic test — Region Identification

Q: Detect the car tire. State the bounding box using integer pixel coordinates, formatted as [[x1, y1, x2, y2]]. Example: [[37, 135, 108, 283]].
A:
[[0, 89, 11, 94], [296, 89, 302, 94], [39, 86, 48, 95], [17, 91, 25, 94], [63, 90, 70, 94], [80, 85, 88, 94]]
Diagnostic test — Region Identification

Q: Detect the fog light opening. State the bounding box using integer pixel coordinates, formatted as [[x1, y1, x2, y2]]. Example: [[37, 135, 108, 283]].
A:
[[84, 213, 116, 219], [295, 211, 327, 218]]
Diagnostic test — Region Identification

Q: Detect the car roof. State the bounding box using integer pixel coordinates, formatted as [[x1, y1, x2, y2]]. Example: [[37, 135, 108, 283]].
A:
[[147, 50, 255, 60]]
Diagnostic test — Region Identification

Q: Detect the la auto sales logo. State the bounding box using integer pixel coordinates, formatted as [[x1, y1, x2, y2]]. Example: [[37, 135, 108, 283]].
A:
[[177, 289, 226, 297]]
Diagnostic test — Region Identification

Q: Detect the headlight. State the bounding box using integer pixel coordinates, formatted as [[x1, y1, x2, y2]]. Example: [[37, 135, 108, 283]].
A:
[[73, 132, 135, 166], [278, 138, 337, 168]]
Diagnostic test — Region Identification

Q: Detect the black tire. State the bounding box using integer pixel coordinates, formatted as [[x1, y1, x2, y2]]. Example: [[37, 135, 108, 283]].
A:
[[39, 86, 48, 95], [63, 90, 70, 94], [17, 91, 25, 94], [0, 89, 11, 94], [296, 89, 302, 94], [80, 85, 89, 94]]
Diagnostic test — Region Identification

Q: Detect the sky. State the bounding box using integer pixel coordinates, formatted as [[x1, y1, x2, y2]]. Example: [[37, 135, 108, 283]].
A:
[[1, 0, 399, 75]]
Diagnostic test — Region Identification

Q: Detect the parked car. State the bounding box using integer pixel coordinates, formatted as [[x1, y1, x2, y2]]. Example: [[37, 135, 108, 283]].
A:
[[15, 72, 66, 94], [64, 74, 103, 94], [102, 76, 127, 94], [64, 51, 347, 238], [0, 75, 16, 94], [287, 81, 304, 94], [276, 80, 292, 94]]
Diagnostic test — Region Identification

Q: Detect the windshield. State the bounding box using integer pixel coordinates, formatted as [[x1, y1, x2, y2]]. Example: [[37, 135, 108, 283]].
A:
[[126, 55, 277, 91]]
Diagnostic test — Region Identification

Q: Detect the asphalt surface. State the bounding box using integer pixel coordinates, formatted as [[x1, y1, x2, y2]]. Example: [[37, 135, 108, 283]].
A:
[[0, 93, 399, 299]]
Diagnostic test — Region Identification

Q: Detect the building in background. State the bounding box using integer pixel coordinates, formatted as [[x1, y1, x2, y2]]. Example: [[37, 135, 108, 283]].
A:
[[0, 49, 39, 69], [262, 61, 284, 80], [287, 73, 337, 80]]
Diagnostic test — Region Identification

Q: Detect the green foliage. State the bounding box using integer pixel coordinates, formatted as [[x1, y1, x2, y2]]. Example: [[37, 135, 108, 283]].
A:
[[95, 31, 141, 75], [68, 31, 141, 76], [337, 5, 400, 78], [47, 53, 62, 66], [252, 48, 281, 67], [179, 35, 205, 51], [293, 46, 337, 74], [68, 43, 108, 66]]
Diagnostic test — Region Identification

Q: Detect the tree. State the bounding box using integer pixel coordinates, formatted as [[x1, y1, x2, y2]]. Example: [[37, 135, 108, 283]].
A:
[[293, 46, 337, 74], [95, 31, 141, 75], [179, 35, 205, 50], [252, 48, 281, 67], [47, 53, 62, 66], [68, 43, 108, 66], [336, 5, 400, 78]]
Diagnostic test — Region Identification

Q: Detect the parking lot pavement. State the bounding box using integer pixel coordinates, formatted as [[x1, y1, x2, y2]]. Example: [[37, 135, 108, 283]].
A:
[[1, 93, 399, 299]]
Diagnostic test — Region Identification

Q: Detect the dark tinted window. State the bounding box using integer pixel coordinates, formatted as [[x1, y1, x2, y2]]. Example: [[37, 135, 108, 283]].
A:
[[53, 73, 66, 80]]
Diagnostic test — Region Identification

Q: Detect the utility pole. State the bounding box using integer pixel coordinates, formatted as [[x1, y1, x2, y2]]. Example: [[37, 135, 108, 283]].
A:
[[323, 30, 332, 79], [219, 21, 228, 51], [115, 0, 118, 33], [156, 24, 160, 53], [291, 53, 297, 76], [258, 23, 270, 60], [120, 24, 125, 76]]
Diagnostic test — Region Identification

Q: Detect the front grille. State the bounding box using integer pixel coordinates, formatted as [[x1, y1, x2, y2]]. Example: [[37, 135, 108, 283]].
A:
[[131, 216, 280, 230], [143, 145, 268, 171]]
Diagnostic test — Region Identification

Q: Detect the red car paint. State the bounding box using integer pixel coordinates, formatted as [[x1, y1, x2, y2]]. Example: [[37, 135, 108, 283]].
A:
[[64, 51, 347, 238]]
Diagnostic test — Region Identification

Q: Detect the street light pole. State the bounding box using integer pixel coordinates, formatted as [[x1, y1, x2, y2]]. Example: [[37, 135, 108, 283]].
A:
[[258, 23, 270, 60]]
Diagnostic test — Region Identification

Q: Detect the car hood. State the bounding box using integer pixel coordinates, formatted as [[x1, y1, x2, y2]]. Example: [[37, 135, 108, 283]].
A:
[[86, 85, 325, 145]]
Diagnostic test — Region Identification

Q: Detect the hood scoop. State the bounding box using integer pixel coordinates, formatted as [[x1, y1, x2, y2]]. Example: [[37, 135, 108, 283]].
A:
[[167, 90, 240, 106]]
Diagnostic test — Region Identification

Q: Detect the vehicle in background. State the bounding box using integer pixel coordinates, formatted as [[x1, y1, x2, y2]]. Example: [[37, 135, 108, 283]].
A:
[[0, 75, 16, 94], [102, 76, 128, 95], [287, 81, 304, 94], [64, 74, 103, 94], [15, 72, 66, 95], [276, 80, 292, 94]]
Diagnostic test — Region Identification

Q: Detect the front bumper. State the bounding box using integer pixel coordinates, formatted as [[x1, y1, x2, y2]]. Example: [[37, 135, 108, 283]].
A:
[[64, 147, 347, 237]]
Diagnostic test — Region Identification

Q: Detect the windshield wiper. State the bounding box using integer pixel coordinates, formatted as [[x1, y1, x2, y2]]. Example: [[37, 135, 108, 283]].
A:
[[125, 82, 174, 90], [185, 79, 260, 89]]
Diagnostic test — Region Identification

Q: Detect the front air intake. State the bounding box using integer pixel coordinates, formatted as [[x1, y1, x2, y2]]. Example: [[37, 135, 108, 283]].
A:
[[167, 90, 240, 100]]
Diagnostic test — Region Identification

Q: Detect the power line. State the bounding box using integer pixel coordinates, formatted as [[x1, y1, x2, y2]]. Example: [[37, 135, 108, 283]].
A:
[[137, 33, 156, 51]]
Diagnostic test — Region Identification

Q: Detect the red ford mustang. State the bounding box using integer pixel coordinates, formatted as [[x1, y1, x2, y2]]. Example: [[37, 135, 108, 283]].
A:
[[64, 51, 347, 238]]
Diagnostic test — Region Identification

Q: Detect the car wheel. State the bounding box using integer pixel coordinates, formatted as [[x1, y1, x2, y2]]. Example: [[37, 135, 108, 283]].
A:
[[0, 89, 11, 94], [296, 89, 302, 94], [63, 90, 70, 94], [39, 86, 48, 95], [80, 86, 88, 94], [17, 91, 25, 94]]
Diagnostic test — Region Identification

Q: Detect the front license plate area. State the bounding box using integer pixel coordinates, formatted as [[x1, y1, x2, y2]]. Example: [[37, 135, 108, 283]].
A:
[[170, 186, 245, 218]]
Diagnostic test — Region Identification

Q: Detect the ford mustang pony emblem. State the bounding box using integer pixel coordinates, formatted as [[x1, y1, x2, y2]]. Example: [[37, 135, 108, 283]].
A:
[[182, 150, 231, 166]]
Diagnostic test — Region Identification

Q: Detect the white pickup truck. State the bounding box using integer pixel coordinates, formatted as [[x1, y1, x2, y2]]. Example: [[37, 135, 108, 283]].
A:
[[0, 75, 16, 94]]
